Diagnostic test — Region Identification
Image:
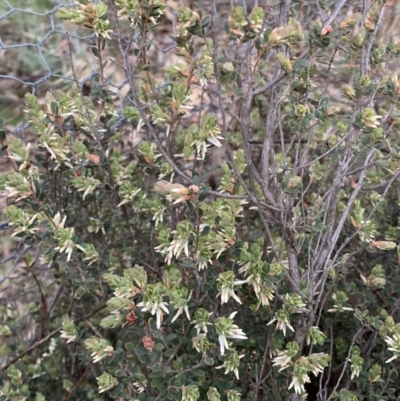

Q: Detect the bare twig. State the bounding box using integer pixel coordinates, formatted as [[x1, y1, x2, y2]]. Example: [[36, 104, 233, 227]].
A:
[[62, 366, 90, 401]]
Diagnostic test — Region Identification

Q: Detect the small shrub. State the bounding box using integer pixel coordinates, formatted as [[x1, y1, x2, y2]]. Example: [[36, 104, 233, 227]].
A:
[[1, 1, 400, 401]]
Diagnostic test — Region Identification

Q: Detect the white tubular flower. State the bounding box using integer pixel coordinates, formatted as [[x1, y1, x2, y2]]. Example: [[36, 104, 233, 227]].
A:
[[298, 353, 330, 377], [182, 385, 200, 401], [192, 308, 212, 334], [216, 348, 244, 379], [54, 226, 76, 262], [191, 114, 223, 159], [192, 333, 211, 353], [327, 291, 354, 313], [217, 271, 247, 305], [282, 293, 306, 313], [289, 364, 310, 395], [207, 387, 221, 401], [96, 372, 118, 394], [215, 312, 247, 356], [84, 337, 114, 364], [137, 283, 169, 329], [165, 221, 193, 264], [272, 352, 293, 372], [267, 309, 294, 336], [349, 347, 363, 379], [256, 283, 275, 308], [305, 326, 326, 346], [60, 315, 78, 344], [385, 333, 400, 363], [225, 389, 241, 401], [272, 341, 299, 372], [169, 287, 192, 323]]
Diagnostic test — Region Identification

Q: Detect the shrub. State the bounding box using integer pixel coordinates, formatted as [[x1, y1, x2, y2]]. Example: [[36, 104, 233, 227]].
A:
[[1, 1, 400, 401]]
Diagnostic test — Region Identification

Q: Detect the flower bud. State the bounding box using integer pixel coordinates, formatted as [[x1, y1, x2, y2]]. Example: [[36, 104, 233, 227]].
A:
[[97, 372, 118, 394], [276, 52, 293, 73], [143, 336, 155, 352], [342, 84, 356, 99], [353, 29, 366, 47], [207, 387, 221, 401], [321, 26, 333, 36], [326, 106, 341, 116], [287, 176, 302, 189], [340, 13, 362, 28]]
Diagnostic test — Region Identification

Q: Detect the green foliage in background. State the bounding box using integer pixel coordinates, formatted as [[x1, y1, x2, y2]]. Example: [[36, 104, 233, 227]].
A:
[[1, 1, 400, 401]]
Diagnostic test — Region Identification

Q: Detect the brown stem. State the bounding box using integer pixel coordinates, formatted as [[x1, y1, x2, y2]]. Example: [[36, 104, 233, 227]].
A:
[[62, 365, 90, 401], [23, 256, 48, 342]]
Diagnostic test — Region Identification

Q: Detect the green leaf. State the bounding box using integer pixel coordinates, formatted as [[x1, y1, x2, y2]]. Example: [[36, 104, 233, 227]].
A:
[[199, 186, 210, 201], [182, 259, 196, 267], [192, 369, 205, 377], [125, 343, 135, 351], [51, 101, 58, 115], [258, 337, 267, 351], [202, 16, 211, 29], [166, 334, 177, 341], [201, 225, 210, 236], [192, 175, 201, 186], [153, 343, 164, 352], [164, 349, 175, 357], [92, 47, 99, 58], [135, 346, 149, 356], [204, 356, 214, 365], [110, 383, 124, 399], [179, 373, 187, 385]]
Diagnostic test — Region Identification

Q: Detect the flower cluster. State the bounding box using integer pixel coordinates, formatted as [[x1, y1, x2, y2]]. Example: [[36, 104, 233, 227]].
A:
[[60, 315, 79, 344], [137, 283, 169, 329], [84, 337, 114, 363], [215, 312, 248, 355]]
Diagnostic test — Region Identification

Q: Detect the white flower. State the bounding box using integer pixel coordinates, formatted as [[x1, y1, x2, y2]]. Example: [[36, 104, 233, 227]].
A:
[[60, 331, 78, 344], [137, 284, 169, 329], [60, 315, 78, 343], [139, 300, 169, 329], [272, 353, 292, 372], [192, 308, 212, 334], [288, 375, 309, 394], [91, 345, 114, 363], [385, 333, 400, 363], [166, 238, 189, 264], [171, 304, 190, 323], [215, 312, 247, 355], [217, 272, 247, 305], [267, 309, 294, 336], [192, 333, 211, 353], [288, 365, 310, 394], [220, 287, 242, 304], [206, 135, 223, 148], [215, 349, 244, 379], [218, 334, 230, 356]]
